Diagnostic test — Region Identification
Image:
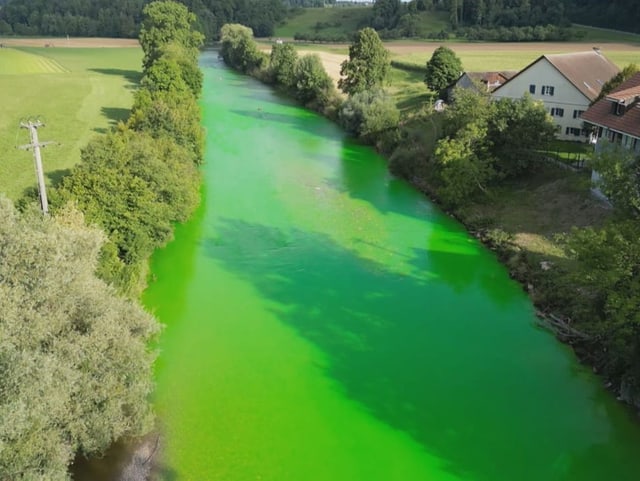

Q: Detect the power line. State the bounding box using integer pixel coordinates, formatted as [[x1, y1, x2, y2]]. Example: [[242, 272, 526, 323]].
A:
[[17, 120, 57, 215]]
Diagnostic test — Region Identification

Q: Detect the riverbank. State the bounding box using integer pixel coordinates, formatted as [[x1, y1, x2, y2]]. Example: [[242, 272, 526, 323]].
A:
[[221, 32, 640, 412]]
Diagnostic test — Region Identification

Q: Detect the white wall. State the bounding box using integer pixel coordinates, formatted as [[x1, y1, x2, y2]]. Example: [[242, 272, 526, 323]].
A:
[[492, 58, 591, 141]]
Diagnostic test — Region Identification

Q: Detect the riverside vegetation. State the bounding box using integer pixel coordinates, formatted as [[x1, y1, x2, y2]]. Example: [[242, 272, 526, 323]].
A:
[[221, 25, 640, 408], [0, 1, 204, 479]]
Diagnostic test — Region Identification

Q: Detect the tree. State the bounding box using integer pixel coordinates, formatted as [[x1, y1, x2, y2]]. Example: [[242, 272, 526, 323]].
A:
[[562, 220, 640, 393], [269, 42, 298, 88], [339, 89, 399, 141], [129, 88, 204, 163], [139, 0, 204, 70], [220, 23, 266, 74], [589, 144, 640, 218], [0, 198, 159, 480], [488, 94, 557, 177], [433, 119, 495, 207], [592, 63, 639, 104], [424, 45, 463, 94], [293, 53, 335, 107], [371, 0, 401, 30], [58, 130, 199, 268], [338, 27, 390, 96]]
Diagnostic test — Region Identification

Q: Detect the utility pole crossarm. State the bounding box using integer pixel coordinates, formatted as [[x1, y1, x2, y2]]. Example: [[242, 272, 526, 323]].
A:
[[18, 120, 58, 215], [17, 141, 57, 151]]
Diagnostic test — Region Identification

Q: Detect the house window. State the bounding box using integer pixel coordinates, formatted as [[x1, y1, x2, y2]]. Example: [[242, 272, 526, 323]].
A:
[[565, 127, 581, 136], [616, 102, 625, 115], [550, 107, 564, 117], [529, 84, 536, 94], [542, 85, 555, 96], [573, 109, 585, 119]]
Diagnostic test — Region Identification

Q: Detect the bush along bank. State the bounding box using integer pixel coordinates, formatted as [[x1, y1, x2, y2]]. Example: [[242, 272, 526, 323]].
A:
[[52, 0, 204, 297], [0, 1, 205, 479], [219, 24, 640, 411]]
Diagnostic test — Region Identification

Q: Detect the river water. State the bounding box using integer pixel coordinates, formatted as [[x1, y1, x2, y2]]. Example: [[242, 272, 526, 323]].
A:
[[141, 51, 640, 481]]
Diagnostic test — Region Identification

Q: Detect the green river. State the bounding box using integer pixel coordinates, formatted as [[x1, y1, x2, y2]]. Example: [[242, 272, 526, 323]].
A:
[[141, 52, 640, 481]]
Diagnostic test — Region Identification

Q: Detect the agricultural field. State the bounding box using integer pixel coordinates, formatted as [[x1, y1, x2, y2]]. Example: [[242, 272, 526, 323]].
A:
[[386, 41, 640, 72], [0, 40, 142, 200]]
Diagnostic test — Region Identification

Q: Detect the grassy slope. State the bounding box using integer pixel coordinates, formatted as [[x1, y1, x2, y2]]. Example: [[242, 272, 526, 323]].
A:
[[0, 47, 142, 200], [571, 25, 640, 43], [275, 7, 448, 39], [276, 7, 371, 38]]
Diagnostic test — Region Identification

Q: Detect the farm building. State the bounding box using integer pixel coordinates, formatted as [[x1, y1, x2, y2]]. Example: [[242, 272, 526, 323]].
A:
[[580, 71, 640, 197], [492, 49, 619, 141], [447, 70, 517, 99], [581, 71, 640, 153]]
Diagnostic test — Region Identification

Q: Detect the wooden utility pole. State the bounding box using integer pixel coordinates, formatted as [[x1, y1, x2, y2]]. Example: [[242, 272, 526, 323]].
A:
[[18, 120, 56, 215]]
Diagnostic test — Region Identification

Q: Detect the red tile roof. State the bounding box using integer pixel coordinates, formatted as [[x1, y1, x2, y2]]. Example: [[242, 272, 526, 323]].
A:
[[581, 72, 640, 139]]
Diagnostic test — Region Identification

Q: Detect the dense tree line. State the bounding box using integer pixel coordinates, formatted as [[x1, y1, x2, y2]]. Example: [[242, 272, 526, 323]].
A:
[[0, 0, 146, 37], [444, 0, 567, 29], [222, 24, 398, 141], [563, 0, 640, 34], [0, 0, 285, 40], [0, 1, 204, 477], [53, 0, 204, 296], [222, 23, 340, 115]]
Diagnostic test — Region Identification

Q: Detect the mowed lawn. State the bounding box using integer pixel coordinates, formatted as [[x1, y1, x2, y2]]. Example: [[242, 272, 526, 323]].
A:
[[0, 46, 142, 200], [388, 43, 640, 72]]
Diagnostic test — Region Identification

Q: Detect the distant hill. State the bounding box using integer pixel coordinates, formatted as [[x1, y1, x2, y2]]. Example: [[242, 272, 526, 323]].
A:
[[277, 6, 449, 42], [1, 0, 638, 42]]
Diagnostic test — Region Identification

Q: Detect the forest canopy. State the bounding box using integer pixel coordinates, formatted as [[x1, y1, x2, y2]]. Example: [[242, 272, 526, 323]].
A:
[[0, 0, 286, 39]]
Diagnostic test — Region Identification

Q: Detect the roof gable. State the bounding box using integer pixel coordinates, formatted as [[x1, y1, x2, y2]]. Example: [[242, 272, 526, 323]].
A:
[[493, 50, 619, 101], [452, 70, 517, 92], [581, 72, 640, 139]]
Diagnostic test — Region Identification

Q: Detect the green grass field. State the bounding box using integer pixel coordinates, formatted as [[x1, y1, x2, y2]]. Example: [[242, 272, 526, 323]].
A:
[[0, 47, 142, 200], [571, 25, 640, 44], [276, 7, 448, 39], [0, 48, 68, 74], [391, 48, 640, 72], [276, 6, 372, 38], [386, 67, 433, 114]]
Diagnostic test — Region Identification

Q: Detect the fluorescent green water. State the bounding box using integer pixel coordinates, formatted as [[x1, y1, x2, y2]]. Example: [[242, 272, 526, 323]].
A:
[[144, 52, 640, 481]]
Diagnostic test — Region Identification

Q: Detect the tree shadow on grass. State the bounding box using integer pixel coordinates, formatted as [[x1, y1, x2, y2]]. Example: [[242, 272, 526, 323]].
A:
[[89, 68, 142, 85], [202, 217, 640, 481], [100, 107, 131, 128], [47, 168, 71, 188]]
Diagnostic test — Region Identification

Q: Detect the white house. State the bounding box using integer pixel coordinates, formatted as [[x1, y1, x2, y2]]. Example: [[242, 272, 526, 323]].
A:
[[580, 71, 640, 198], [492, 49, 619, 141]]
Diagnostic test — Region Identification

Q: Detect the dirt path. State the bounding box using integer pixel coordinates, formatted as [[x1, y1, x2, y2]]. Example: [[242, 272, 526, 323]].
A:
[[383, 41, 640, 55]]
